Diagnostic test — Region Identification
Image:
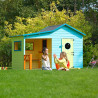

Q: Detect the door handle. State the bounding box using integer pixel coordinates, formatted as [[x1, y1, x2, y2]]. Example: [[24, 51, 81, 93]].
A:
[[72, 53, 74, 56], [71, 52, 74, 56], [67, 53, 74, 56]]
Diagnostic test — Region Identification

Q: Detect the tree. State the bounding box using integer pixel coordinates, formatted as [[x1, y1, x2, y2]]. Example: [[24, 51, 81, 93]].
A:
[[4, 2, 92, 37]]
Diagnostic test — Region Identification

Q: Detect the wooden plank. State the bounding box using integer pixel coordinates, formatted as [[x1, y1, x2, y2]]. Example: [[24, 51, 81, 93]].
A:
[[29, 54, 32, 70]]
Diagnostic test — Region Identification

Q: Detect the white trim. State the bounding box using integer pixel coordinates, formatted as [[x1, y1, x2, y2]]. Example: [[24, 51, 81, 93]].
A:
[[24, 39, 25, 55]]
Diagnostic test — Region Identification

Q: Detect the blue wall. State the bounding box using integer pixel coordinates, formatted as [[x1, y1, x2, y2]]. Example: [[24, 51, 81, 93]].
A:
[[24, 26, 83, 69]]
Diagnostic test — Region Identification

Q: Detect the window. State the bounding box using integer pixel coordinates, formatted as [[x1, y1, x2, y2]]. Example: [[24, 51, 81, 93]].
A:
[[65, 43, 71, 49], [14, 41, 21, 51], [42, 40, 47, 49], [25, 42, 34, 51]]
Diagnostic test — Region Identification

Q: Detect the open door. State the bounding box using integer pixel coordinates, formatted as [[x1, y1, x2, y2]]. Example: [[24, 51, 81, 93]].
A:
[[62, 39, 74, 68]]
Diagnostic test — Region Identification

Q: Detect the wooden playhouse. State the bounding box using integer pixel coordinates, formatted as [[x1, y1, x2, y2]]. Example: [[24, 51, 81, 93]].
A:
[[11, 23, 86, 70]]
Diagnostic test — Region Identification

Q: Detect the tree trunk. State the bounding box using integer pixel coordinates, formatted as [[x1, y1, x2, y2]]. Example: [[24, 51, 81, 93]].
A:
[[74, 0, 76, 15], [67, 7, 69, 14], [82, 0, 84, 8]]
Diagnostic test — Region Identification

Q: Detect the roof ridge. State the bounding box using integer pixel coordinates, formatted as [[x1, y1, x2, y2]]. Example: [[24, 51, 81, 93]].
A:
[[47, 24, 63, 27]]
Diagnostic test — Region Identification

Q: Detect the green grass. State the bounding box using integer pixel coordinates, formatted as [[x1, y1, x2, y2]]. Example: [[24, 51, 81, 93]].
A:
[[0, 68, 98, 98]]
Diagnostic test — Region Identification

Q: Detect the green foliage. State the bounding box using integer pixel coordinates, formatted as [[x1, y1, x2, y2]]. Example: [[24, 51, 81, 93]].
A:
[[0, 27, 4, 41], [83, 41, 98, 66], [0, 37, 12, 67], [83, 43, 93, 66], [26, 43, 34, 50], [66, 10, 92, 39], [92, 44, 98, 59], [4, 2, 92, 37]]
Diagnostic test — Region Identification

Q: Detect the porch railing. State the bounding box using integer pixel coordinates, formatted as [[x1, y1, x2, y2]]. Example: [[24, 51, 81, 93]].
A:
[[24, 54, 32, 70]]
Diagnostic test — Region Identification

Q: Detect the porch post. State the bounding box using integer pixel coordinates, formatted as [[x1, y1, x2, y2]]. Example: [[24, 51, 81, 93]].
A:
[[29, 54, 32, 70], [24, 55, 26, 70]]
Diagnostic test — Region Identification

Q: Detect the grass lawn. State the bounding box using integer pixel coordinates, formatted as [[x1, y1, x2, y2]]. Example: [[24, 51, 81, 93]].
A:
[[0, 68, 98, 98]]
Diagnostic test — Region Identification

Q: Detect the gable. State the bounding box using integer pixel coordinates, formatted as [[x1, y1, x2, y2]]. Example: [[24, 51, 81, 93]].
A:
[[24, 26, 83, 39], [52, 26, 83, 39]]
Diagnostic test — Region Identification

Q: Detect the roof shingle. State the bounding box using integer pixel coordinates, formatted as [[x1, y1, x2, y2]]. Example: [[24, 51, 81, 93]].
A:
[[39, 24, 62, 32]]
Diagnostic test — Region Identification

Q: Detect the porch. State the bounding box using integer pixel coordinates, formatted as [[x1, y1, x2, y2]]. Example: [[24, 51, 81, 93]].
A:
[[24, 38, 52, 70]]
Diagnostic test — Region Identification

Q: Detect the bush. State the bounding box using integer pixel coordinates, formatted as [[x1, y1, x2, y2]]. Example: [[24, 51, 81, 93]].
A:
[[0, 37, 12, 67]]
